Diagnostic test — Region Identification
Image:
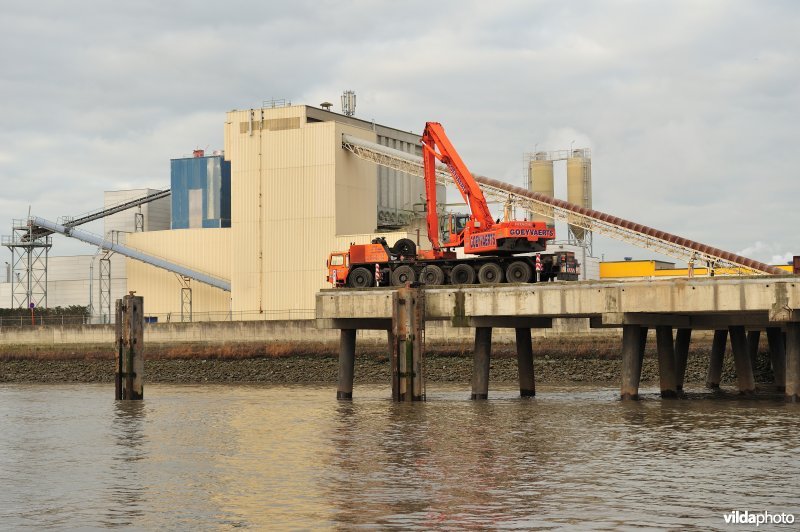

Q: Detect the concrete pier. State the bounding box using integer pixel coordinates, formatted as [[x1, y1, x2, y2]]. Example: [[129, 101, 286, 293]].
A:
[[674, 328, 691, 392], [515, 328, 535, 397], [706, 329, 728, 389], [115, 293, 144, 400], [786, 323, 800, 402], [747, 330, 761, 372], [472, 327, 492, 400], [316, 276, 800, 401], [336, 329, 356, 400], [729, 326, 756, 394], [766, 327, 786, 391], [656, 326, 678, 398]]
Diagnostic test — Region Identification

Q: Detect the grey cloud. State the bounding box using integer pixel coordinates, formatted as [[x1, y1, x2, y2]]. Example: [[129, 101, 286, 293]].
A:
[[0, 0, 797, 263]]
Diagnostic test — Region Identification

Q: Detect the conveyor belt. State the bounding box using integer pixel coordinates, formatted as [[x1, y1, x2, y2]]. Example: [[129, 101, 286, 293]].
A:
[[342, 134, 784, 275]]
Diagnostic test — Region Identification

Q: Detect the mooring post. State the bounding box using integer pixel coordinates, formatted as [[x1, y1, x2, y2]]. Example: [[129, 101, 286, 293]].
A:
[[515, 328, 535, 397], [620, 324, 644, 400], [115, 293, 144, 400], [706, 329, 728, 389], [655, 326, 678, 398], [747, 330, 761, 373], [391, 286, 425, 401], [729, 325, 755, 395], [336, 329, 357, 400], [674, 328, 691, 392], [471, 327, 492, 400], [786, 323, 800, 402], [766, 327, 786, 392]]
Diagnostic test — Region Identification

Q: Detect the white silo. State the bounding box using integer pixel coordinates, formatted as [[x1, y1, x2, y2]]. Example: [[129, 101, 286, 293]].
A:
[[528, 152, 555, 225]]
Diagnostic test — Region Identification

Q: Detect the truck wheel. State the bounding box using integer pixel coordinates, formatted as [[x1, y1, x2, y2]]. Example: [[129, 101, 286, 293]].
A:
[[506, 261, 532, 283], [392, 238, 417, 258], [391, 265, 416, 286], [478, 262, 504, 284], [449, 264, 475, 285], [348, 267, 373, 288], [420, 265, 445, 285]]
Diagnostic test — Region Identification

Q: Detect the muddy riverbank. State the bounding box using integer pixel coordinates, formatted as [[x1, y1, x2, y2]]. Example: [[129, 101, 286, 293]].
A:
[[0, 338, 778, 386]]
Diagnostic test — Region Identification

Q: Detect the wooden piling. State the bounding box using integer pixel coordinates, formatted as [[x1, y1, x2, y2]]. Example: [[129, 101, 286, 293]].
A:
[[336, 329, 356, 400], [620, 324, 644, 400], [656, 326, 678, 398], [114, 300, 123, 400], [766, 327, 786, 392], [391, 287, 425, 401], [706, 329, 728, 389], [729, 325, 755, 395], [786, 322, 800, 402], [515, 328, 535, 397], [471, 327, 492, 400], [115, 293, 144, 400], [674, 328, 691, 392]]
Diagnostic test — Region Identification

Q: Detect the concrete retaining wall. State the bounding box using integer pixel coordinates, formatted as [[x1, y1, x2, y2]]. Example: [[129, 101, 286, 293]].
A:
[[0, 317, 613, 347]]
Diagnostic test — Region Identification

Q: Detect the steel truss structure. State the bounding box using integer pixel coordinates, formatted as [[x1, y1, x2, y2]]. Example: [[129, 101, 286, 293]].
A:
[[2, 219, 52, 309]]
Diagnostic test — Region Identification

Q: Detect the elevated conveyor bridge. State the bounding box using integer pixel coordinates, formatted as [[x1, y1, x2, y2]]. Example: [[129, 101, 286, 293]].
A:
[[341, 134, 784, 276]]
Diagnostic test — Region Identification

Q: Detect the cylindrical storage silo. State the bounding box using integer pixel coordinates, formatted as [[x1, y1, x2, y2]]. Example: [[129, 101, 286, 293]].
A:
[[566, 149, 592, 240], [528, 152, 554, 225]]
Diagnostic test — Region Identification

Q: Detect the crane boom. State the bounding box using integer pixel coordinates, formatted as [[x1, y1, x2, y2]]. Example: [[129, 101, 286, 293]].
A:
[[341, 133, 785, 276]]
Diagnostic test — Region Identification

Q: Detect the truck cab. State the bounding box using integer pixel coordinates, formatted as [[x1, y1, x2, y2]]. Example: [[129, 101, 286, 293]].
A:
[[326, 252, 349, 286]]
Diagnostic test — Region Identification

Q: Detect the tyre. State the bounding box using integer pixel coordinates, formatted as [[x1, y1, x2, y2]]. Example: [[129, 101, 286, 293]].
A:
[[506, 261, 532, 283], [391, 265, 416, 286], [449, 263, 476, 285], [392, 238, 417, 258], [348, 267, 373, 288], [478, 262, 504, 284], [420, 264, 445, 285]]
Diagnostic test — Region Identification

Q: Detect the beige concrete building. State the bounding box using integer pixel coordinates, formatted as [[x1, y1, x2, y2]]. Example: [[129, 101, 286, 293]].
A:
[[126, 104, 433, 320]]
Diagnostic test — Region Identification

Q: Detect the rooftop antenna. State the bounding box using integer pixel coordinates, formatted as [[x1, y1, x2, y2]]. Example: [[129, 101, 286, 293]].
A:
[[341, 90, 356, 117]]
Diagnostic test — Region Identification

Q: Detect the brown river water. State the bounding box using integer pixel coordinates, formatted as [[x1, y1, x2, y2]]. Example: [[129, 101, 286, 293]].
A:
[[1, 383, 798, 530]]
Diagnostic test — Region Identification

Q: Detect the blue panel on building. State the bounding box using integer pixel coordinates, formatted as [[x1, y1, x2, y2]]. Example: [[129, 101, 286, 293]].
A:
[[170, 155, 231, 229]]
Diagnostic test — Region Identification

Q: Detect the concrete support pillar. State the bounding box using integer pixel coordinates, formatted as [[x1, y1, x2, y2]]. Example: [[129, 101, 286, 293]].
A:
[[729, 326, 755, 395], [766, 327, 786, 391], [747, 330, 761, 373], [336, 329, 357, 400], [115, 293, 144, 400], [674, 328, 692, 392], [786, 323, 800, 402], [656, 326, 678, 398], [392, 287, 425, 402], [515, 328, 535, 397], [471, 327, 492, 400], [621, 325, 644, 400], [706, 329, 728, 389]]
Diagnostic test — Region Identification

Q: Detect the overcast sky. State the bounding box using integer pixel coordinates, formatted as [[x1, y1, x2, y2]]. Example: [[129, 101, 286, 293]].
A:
[[1, 0, 798, 264]]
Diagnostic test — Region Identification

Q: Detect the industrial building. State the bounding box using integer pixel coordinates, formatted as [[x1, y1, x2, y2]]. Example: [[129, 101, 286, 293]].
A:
[[124, 104, 440, 320], [4, 101, 609, 321]]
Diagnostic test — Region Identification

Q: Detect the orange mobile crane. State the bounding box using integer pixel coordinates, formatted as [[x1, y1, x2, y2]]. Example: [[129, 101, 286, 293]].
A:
[[327, 122, 579, 287]]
